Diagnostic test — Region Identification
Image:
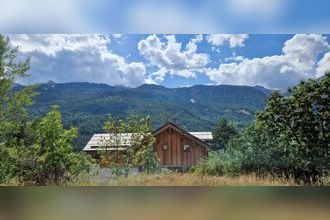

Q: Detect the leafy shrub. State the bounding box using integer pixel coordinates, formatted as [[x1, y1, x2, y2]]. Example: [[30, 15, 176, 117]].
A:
[[192, 152, 241, 176], [319, 176, 330, 186], [195, 74, 330, 184]]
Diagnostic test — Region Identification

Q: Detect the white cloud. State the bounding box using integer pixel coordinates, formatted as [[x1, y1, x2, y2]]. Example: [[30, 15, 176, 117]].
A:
[[10, 34, 111, 56], [10, 34, 147, 87], [112, 34, 123, 39], [207, 34, 249, 48], [224, 55, 245, 63], [206, 34, 329, 89], [317, 52, 330, 77], [138, 34, 209, 82], [283, 34, 329, 65]]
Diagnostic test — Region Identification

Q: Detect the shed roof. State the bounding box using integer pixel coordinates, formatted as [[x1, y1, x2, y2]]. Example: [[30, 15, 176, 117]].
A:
[[189, 132, 213, 141], [83, 123, 213, 151], [83, 133, 136, 151]]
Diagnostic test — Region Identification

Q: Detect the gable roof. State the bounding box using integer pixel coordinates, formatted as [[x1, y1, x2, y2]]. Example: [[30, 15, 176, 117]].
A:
[[83, 133, 135, 151], [189, 132, 213, 141], [152, 122, 210, 149], [83, 122, 212, 151]]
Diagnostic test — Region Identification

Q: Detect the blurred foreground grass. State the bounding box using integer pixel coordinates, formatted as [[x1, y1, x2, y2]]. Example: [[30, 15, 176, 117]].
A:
[[1, 186, 329, 220]]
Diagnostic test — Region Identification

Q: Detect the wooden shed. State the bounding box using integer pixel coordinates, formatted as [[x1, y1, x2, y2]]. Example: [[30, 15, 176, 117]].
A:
[[152, 122, 209, 170], [83, 122, 212, 170]]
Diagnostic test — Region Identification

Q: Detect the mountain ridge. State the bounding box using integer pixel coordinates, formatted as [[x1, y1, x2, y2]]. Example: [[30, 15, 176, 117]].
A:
[[25, 82, 270, 150]]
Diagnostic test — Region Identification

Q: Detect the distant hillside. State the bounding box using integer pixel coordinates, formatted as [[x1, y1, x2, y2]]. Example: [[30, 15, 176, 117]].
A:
[[253, 85, 273, 95], [24, 82, 269, 150]]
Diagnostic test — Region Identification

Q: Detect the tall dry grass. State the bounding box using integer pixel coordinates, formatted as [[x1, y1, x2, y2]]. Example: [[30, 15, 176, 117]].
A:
[[74, 173, 297, 186]]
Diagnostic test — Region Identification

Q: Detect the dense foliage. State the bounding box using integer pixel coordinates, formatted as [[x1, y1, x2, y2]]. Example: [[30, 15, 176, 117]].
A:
[[31, 106, 91, 185], [195, 74, 330, 184], [212, 118, 238, 151], [101, 115, 160, 176], [0, 35, 36, 183], [0, 35, 91, 185], [24, 82, 269, 150]]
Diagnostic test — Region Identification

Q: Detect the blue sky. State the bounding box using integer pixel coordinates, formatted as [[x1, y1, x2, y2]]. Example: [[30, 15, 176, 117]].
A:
[[1, 0, 330, 33], [9, 34, 330, 90]]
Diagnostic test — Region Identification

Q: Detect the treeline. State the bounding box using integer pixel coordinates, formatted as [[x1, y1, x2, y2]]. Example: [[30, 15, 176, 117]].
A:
[[195, 73, 330, 184], [0, 36, 91, 185]]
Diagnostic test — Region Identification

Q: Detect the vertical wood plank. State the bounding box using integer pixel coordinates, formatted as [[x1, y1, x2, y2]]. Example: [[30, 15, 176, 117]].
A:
[[177, 132, 180, 165], [151, 125, 209, 168], [172, 130, 176, 165], [181, 135, 184, 167], [168, 128, 171, 166]]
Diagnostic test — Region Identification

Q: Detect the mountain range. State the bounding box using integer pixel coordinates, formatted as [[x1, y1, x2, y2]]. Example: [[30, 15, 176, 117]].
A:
[[20, 82, 271, 150]]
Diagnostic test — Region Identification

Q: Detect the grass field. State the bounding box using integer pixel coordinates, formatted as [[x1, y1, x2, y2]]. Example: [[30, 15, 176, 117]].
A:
[[73, 173, 298, 186]]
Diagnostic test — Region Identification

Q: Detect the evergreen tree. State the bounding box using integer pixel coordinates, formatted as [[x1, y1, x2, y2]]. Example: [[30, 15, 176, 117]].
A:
[[212, 118, 238, 151], [0, 35, 37, 183]]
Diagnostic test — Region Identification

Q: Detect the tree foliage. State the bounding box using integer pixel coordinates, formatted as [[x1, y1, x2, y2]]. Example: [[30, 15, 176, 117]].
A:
[[253, 73, 330, 182], [0, 35, 91, 185], [31, 106, 91, 185], [0, 35, 37, 183], [195, 74, 330, 184], [101, 115, 160, 176], [212, 118, 238, 151]]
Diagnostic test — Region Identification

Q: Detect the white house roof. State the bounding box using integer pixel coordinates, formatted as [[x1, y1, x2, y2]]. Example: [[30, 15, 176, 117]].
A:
[[83, 131, 213, 151], [189, 132, 213, 141], [83, 133, 136, 151]]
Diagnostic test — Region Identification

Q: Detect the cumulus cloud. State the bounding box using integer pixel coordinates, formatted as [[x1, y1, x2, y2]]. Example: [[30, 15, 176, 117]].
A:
[[138, 34, 209, 81], [207, 34, 249, 48], [10, 34, 147, 87], [206, 34, 330, 89], [317, 52, 330, 77], [11, 34, 110, 56], [224, 55, 245, 63]]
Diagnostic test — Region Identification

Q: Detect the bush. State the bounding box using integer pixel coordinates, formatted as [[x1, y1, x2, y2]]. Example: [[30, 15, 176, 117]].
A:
[[319, 176, 330, 186], [193, 152, 241, 176], [197, 74, 330, 184]]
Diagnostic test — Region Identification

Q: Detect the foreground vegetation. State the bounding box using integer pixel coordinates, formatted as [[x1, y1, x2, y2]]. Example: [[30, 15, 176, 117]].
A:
[[0, 35, 92, 185], [197, 73, 330, 184], [71, 172, 297, 186]]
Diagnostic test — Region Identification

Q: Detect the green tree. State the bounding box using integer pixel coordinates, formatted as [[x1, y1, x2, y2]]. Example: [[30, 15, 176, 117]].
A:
[[226, 73, 330, 183], [212, 118, 238, 151], [255, 74, 330, 182], [102, 115, 160, 176], [33, 106, 91, 185], [0, 35, 37, 183], [196, 74, 330, 184]]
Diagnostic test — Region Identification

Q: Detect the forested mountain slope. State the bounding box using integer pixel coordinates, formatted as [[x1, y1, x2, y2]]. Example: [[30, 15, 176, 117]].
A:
[[21, 82, 269, 150]]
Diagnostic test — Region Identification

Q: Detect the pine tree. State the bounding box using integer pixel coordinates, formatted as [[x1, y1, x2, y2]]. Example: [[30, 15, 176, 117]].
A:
[[212, 118, 238, 151]]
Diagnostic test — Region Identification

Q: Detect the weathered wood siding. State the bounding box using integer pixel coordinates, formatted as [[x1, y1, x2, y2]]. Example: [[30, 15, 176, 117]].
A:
[[154, 127, 207, 168]]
